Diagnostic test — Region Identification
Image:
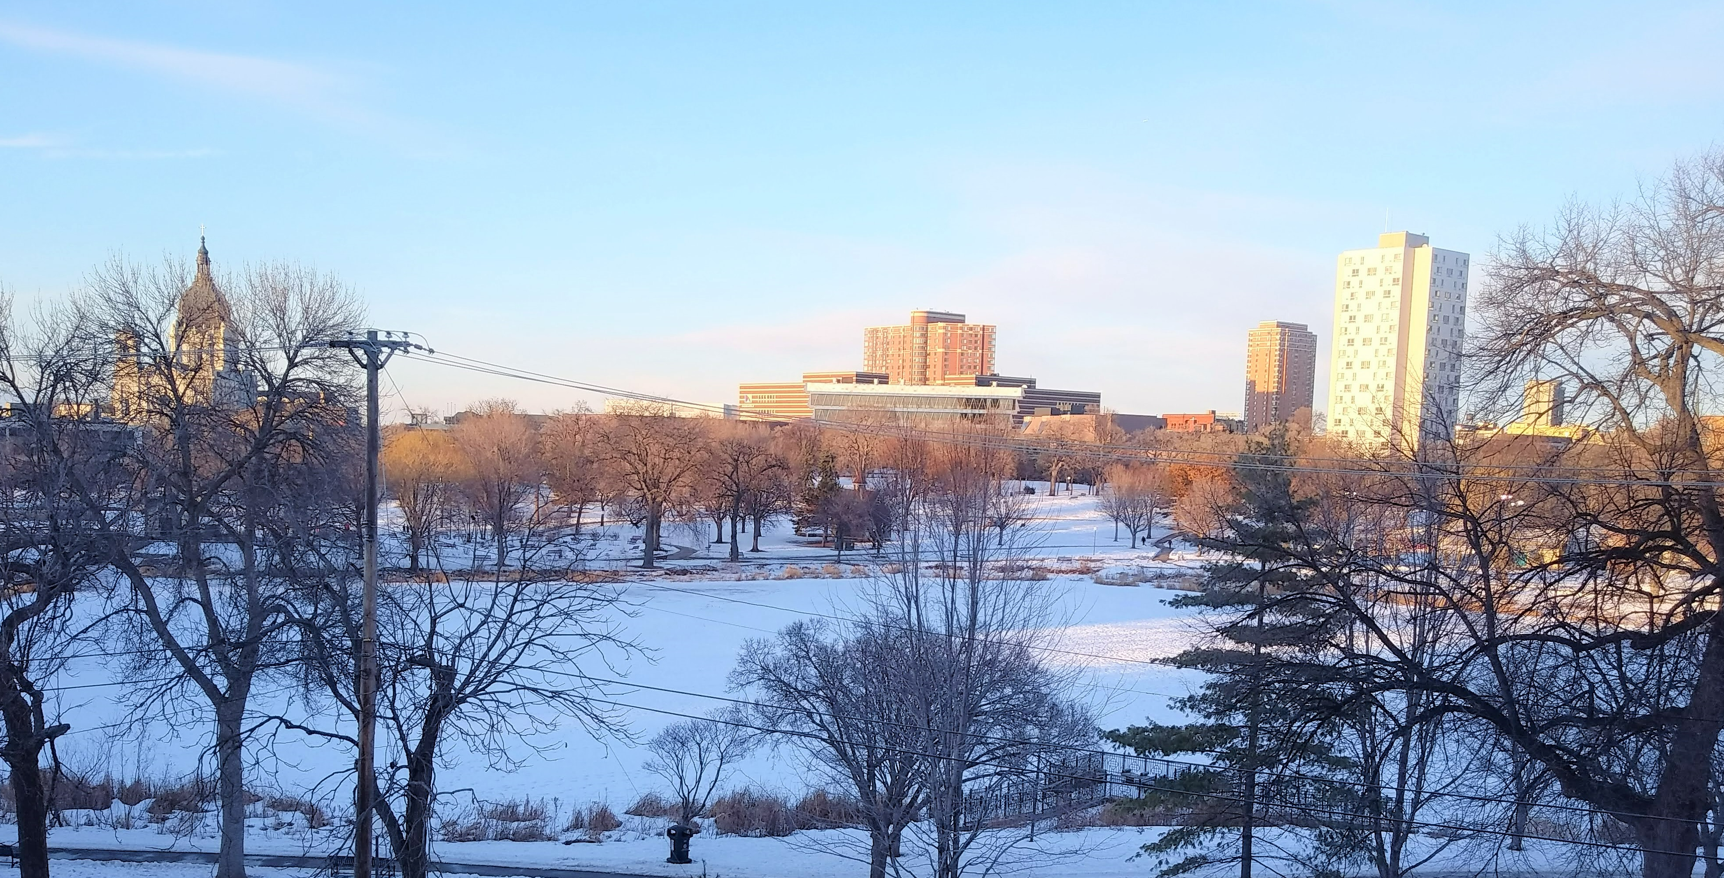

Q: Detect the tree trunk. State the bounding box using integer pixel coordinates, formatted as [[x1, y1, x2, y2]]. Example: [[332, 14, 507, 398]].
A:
[[400, 734, 440, 878], [1636, 616, 1724, 878], [729, 499, 742, 562], [215, 697, 248, 878], [867, 825, 889, 878], [0, 667, 57, 878], [713, 515, 724, 544], [751, 514, 764, 552], [642, 509, 657, 569]]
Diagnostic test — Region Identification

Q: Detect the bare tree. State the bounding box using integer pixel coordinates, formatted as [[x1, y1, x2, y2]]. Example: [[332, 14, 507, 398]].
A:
[[452, 400, 540, 568], [88, 250, 363, 878], [703, 421, 787, 562], [742, 457, 793, 553], [1098, 464, 1166, 547], [382, 425, 468, 572], [643, 710, 753, 838], [1457, 148, 1724, 877], [0, 294, 126, 878], [539, 407, 605, 534], [880, 438, 1094, 878], [596, 408, 704, 568], [296, 524, 637, 878], [733, 619, 925, 878]]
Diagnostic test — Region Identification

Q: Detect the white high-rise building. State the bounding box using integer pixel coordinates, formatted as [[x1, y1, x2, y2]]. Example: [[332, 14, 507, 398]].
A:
[[1326, 231, 1470, 452]]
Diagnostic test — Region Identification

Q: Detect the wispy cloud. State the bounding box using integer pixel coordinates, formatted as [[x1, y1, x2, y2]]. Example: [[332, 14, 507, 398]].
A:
[[0, 20, 406, 137], [0, 132, 57, 148], [47, 146, 223, 160], [0, 131, 219, 160]]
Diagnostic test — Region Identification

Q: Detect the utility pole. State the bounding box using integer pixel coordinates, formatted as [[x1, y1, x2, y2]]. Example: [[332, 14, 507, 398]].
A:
[[329, 329, 423, 878]]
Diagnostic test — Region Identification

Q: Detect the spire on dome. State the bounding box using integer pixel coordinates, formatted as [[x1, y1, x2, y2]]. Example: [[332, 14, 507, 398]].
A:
[[196, 226, 211, 277], [178, 232, 230, 330]]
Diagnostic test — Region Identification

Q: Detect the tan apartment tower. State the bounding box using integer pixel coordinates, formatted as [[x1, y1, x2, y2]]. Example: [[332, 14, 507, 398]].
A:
[[1522, 379, 1566, 427], [1326, 232, 1470, 451], [1244, 320, 1317, 431], [863, 310, 995, 385]]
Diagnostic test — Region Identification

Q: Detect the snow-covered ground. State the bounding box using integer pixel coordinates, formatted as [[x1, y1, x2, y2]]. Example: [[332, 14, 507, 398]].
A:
[[33, 488, 1496, 876], [49, 489, 1205, 805]]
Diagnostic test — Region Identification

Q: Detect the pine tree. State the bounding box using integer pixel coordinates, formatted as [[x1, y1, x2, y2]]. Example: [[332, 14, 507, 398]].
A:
[[797, 452, 841, 542], [1105, 427, 1350, 878]]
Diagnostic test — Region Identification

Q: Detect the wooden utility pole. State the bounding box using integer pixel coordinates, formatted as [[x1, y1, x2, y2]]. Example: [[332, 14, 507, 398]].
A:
[[330, 329, 420, 878]]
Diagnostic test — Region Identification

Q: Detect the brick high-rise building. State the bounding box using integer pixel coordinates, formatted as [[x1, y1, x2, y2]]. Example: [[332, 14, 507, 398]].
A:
[[1326, 232, 1470, 451], [862, 310, 995, 385], [1244, 320, 1317, 432]]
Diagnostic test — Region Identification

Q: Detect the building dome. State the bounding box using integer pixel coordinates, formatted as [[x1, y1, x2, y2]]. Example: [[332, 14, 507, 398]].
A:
[[176, 235, 232, 329]]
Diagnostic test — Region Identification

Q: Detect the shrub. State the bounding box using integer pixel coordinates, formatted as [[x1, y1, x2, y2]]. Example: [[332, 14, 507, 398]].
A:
[[780, 565, 803, 580], [710, 789, 796, 838], [821, 564, 842, 577]]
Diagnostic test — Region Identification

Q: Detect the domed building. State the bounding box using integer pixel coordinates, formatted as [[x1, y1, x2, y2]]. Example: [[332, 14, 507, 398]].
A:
[[111, 236, 257, 419]]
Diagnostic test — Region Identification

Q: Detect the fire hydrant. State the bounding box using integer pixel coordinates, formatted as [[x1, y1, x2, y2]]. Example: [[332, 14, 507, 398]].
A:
[[666, 823, 696, 864]]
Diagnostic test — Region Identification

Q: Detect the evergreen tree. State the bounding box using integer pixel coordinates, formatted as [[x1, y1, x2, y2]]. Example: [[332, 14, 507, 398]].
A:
[[1105, 427, 1350, 878], [797, 451, 841, 542]]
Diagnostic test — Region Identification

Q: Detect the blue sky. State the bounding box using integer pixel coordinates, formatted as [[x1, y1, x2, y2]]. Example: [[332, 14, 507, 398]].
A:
[[3, 1, 1721, 417]]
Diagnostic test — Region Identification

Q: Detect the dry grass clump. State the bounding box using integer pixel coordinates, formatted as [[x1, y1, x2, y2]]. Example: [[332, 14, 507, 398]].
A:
[[710, 789, 797, 838], [562, 801, 623, 840], [443, 797, 555, 842], [266, 795, 330, 829], [792, 790, 862, 829], [625, 792, 677, 818], [780, 565, 804, 579], [145, 781, 208, 821]]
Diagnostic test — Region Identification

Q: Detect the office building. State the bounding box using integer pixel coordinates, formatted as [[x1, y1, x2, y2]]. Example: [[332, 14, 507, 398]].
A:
[[1326, 232, 1469, 451], [737, 371, 888, 422], [1244, 321, 1316, 431], [863, 310, 995, 385], [1163, 411, 1243, 433], [936, 373, 1102, 426], [807, 382, 1020, 430]]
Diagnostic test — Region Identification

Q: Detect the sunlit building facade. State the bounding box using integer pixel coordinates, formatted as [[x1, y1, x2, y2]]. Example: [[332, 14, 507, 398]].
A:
[[1244, 320, 1316, 432], [1326, 232, 1469, 451], [862, 310, 995, 385]]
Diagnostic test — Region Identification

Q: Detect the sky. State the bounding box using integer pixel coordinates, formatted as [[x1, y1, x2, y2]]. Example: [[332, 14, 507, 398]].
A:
[[3, 1, 1722, 419]]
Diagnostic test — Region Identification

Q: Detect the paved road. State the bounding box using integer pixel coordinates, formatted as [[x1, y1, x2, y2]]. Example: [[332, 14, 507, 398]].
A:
[[47, 846, 654, 878]]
